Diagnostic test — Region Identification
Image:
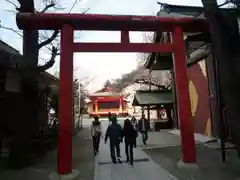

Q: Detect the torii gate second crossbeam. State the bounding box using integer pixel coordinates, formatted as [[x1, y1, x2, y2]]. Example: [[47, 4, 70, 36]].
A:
[[16, 13, 209, 175]]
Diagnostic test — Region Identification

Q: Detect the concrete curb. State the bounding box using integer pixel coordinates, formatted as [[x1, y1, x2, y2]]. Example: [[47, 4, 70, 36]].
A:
[[141, 144, 181, 150], [169, 130, 217, 144]]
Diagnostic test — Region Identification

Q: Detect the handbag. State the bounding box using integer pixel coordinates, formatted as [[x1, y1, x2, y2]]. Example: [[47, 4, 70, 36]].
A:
[[93, 126, 101, 137]]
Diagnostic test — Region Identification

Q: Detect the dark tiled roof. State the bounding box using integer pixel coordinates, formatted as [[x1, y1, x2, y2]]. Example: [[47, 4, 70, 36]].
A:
[[0, 39, 58, 83], [144, 3, 219, 70], [132, 90, 173, 106], [0, 40, 20, 56], [157, 3, 238, 17]]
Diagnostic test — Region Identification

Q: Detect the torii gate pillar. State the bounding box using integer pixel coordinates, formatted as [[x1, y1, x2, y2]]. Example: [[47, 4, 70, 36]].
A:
[[172, 27, 196, 165]]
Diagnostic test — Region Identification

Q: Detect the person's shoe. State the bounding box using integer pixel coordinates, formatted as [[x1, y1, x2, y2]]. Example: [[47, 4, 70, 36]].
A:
[[117, 158, 122, 164], [112, 160, 117, 164], [130, 161, 133, 166]]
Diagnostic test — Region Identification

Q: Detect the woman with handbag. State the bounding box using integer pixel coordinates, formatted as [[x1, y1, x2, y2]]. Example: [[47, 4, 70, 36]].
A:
[[90, 116, 102, 156], [131, 116, 137, 130]]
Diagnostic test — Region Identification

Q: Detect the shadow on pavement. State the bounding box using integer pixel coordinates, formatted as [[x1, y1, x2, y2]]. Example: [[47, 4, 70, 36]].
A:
[[1, 128, 94, 180], [144, 144, 240, 180]]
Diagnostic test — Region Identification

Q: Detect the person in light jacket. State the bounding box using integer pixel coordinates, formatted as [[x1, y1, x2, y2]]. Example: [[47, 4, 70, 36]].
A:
[[90, 116, 102, 155]]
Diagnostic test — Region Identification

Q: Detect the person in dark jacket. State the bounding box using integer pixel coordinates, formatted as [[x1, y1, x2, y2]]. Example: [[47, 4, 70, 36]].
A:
[[108, 112, 112, 125], [105, 116, 122, 164], [131, 116, 137, 130], [122, 119, 138, 165], [138, 114, 149, 145]]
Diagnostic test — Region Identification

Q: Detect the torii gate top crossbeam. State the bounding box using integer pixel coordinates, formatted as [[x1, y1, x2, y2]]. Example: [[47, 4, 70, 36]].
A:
[[16, 13, 208, 32]]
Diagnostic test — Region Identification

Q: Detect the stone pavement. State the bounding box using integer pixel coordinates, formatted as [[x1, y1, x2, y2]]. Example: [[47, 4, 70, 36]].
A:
[[140, 129, 240, 180], [137, 130, 181, 149], [144, 144, 240, 180], [94, 121, 178, 180], [95, 120, 240, 180]]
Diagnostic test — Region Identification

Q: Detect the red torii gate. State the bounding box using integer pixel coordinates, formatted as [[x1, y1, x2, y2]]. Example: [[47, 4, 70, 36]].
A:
[[16, 13, 209, 175]]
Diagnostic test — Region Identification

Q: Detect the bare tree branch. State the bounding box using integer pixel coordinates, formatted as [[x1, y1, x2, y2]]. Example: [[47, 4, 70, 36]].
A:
[[69, 0, 78, 12], [5, 0, 20, 11], [80, 76, 98, 87], [2, 0, 90, 73], [137, 32, 154, 66], [0, 22, 23, 37], [218, 0, 232, 7], [40, 2, 56, 13], [38, 30, 59, 49], [4, 8, 18, 14], [37, 5, 90, 71], [37, 46, 59, 71]]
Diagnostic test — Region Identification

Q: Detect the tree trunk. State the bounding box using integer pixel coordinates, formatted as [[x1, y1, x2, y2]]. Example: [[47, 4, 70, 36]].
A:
[[9, 31, 40, 168], [202, 0, 240, 152], [9, 0, 40, 168]]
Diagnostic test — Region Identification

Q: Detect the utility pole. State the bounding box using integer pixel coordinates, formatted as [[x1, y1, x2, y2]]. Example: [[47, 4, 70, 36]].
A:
[[79, 82, 84, 128], [147, 68, 152, 123], [78, 82, 81, 129], [72, 79, 77, 133]]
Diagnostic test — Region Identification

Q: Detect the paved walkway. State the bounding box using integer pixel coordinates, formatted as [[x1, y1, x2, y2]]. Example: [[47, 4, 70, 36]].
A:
[[94, 121, 178, 180]]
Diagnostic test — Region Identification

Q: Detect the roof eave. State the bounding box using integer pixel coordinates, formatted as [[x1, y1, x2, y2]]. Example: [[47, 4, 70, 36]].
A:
[[144, 32, 162, 69], [157, 3, 238, 16]]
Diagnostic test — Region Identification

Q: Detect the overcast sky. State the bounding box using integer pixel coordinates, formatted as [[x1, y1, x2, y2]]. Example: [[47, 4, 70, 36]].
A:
[[0, 0, 224, 92]]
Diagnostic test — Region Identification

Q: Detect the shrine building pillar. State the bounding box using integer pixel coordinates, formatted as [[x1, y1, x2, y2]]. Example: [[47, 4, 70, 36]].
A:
[[95, 100, 98, 113], [119, 97, 123, 113]]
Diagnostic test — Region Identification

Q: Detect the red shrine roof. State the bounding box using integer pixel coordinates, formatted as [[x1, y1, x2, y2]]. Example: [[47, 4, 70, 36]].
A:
[[88, 86, 121, 98], [94, 86, 114, 93]]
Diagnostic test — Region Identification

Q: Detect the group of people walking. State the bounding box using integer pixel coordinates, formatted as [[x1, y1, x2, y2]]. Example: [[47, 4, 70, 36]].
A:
[[90, 113, 149, 166]]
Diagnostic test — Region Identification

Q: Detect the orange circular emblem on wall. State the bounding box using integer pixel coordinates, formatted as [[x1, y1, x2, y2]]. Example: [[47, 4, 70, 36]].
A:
[[189, 80, 198, 117]]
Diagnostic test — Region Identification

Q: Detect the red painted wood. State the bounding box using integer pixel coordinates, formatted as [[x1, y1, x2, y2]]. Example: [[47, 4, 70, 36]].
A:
[[96, 98, 121, 102], [188, 62, 211, 135], [121, 31, 130, 44], [89, 95, 121, 100], [16, 13, 209, 32], [172, 27, 196, 163], [58, 24, 73, 174], [89, 96, 120, 100], [95, 100, 98, 112], [73, 42, 173, 53]]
